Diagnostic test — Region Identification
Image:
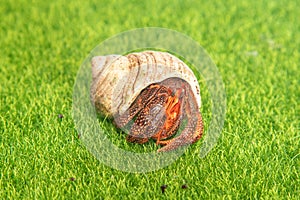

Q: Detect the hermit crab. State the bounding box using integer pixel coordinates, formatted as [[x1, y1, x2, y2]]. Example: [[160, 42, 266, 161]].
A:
[[90, 51, 204, 152]]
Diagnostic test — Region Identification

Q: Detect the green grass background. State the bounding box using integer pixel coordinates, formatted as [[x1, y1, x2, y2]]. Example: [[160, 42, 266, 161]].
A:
[[0, 0, 299, 199]]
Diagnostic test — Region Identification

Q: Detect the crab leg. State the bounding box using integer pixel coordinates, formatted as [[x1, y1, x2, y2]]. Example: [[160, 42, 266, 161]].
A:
[[153, 117, 181, 145], [157, 88, 204, 152]]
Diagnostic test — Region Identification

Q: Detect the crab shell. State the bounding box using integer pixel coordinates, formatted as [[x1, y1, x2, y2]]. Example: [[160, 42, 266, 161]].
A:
[[90, 51, 201, 117]]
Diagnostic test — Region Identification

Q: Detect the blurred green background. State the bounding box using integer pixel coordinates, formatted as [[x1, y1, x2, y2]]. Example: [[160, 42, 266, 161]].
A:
[[0, 0, 299, 199]]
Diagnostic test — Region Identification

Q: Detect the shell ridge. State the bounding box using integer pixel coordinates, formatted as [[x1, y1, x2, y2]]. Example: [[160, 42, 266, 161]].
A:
[[130, 54, 141, 94], [148, 51, 158, 87]]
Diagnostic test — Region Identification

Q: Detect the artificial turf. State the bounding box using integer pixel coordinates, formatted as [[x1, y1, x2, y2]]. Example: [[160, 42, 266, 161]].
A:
[[0, 0, 299, 199]]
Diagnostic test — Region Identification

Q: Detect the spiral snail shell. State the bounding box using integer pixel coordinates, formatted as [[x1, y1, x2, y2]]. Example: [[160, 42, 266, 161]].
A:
[[90, 51, 204, 152]]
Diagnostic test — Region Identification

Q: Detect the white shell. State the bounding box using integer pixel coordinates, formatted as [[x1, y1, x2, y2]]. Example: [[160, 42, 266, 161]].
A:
[[91, 51, 201, 117]]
